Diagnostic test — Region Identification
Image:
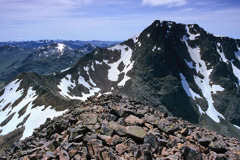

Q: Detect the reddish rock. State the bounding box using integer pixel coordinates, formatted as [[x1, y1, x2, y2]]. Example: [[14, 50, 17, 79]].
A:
[[98, 134, 111, 144], [59, 148, 70, 160], [108, 134, 124, 146], [177, 143, 184, 150], [144, 123, 153, 129], [116, 143, 127, 155], [68, 150, 78, 158], [125, 115, 143, 125], [161, 147, 169, 156], [180, 128, 189, 136]]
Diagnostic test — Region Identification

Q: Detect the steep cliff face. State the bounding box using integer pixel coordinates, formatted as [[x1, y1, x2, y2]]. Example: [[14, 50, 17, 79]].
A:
[[1, 20, 240, 147]]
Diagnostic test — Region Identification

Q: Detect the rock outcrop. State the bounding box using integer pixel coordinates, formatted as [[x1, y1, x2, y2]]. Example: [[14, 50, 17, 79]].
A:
[[1, 94, 239, 159]]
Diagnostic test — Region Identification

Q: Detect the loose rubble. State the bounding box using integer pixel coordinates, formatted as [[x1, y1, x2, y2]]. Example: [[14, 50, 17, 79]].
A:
[[1, 94, 240, 159]]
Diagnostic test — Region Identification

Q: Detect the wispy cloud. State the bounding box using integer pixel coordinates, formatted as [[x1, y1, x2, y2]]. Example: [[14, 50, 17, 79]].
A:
[[0, 0, 240, 41], [0, 0, 93, 20], [142, 0, 187, 7], [194, 1, 230, 7], [181, 8, 195, 12]]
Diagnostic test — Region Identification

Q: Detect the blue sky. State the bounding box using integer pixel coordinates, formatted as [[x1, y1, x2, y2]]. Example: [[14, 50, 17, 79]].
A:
[[0, 0, 240, 41]]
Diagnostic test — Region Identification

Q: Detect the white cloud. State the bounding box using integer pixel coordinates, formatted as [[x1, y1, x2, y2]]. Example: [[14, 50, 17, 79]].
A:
[[182, 7, 194, 11], [0, 0, 93, 20], [142, 0, 187, 7]]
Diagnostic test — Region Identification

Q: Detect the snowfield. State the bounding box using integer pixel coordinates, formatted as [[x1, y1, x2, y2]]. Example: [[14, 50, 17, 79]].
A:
[[107, 44, 134, 87], [183, 35, 225, 123], [58, 72, 100, 101], [0, 80, 65, 139]]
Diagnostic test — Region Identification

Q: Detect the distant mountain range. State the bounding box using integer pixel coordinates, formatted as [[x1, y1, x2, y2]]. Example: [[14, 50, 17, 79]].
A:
[[0, 40, 119, 89], [0, 40, 119, 49], [0, 20, 240, 153]]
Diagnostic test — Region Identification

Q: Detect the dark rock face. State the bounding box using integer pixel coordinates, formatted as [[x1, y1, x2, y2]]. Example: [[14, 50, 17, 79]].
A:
[[1, 94, 239, 159]]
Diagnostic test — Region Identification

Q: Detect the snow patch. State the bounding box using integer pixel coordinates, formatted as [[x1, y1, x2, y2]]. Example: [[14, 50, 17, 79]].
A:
[[234, 124, 240, 130], [132, 34, 140, 43], [184, 40, 225, 123], [58, 73, 100, 101], [234, 46, 240, 61], [56, 43, 65, 52], [138, 42, 142, 47], [22, 105, 65, 139], [0, 80, 23, 111], [214, 35, 225, 38], [211, 85, 224, 94], [230, 60, 240, 85], [186, 26, 200, 40], [61, 67, 71, 73], [84, 66, 96, 86], [152, 45, 157, 52], [147, 34, 150, 38], [197, 104, 205, 115], [0, 86, 65, 139], [58, 74, 76, 99], [107, 44, 134, 87], [102, 92, 112, 95], [216, 43, 228, 63], [84, 66, 89, 72], [95, 61, 102, 65], [91, 62, 95, 71], [179, 73, 201, 100], [78, 75, 91, 89], [78, 73, 100, 101]]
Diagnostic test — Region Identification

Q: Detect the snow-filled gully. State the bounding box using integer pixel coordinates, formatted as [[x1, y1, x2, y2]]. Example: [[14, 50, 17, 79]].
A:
[[182, 30, 225, 123]]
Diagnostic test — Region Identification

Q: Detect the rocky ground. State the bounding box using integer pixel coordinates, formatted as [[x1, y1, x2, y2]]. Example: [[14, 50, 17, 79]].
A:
[[1, 94, 240, 160]]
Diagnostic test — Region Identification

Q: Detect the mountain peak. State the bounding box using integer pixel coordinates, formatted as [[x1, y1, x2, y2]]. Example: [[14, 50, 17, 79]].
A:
[[56, 43, 66, 52]]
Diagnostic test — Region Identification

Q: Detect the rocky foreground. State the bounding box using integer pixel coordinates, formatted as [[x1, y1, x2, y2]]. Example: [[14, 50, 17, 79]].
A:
[[1, 94, 240, 160]]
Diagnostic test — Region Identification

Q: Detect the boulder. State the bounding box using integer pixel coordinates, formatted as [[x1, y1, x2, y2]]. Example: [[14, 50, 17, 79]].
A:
[[116, 143, 127, 155], [125, 126, 147, 142], [125, 115, 143, 125]]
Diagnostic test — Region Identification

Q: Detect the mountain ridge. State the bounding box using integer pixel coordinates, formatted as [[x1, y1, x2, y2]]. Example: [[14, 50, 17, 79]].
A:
[[0, 20, 240, 153], [0, 41, 118, 89]]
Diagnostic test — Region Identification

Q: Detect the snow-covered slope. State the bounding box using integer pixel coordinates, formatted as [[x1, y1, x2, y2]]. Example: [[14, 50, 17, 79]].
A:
[[107, 44, 134, 87], [57, 43, 135, 100], [0, 77, 66, 140], [182, 34, 225, 123]]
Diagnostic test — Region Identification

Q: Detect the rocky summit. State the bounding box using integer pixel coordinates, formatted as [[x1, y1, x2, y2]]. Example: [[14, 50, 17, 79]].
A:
[[1, 20, 240, 157], [1, 94, 239, 160]]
